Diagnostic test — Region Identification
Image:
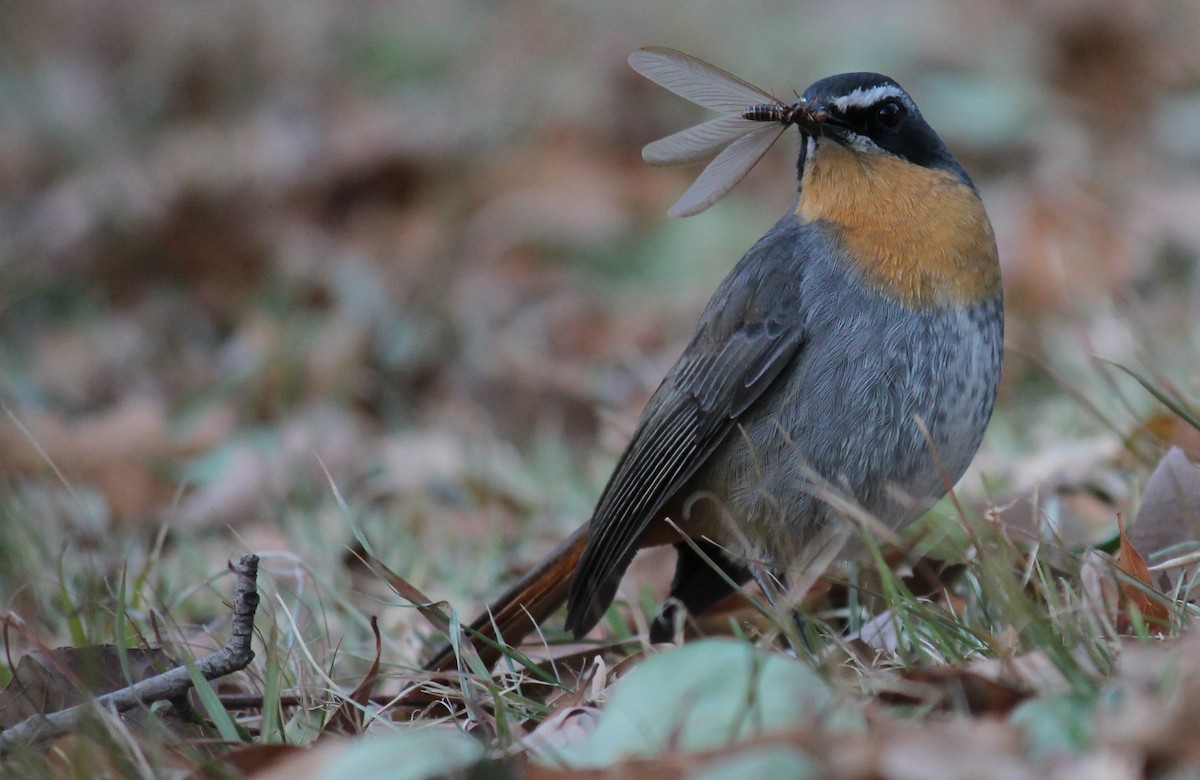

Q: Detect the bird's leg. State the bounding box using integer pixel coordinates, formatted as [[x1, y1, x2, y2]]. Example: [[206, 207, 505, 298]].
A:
[[750, 564, 812, 653], [749, 563, 785, 608], [650, 540, 753, 644]]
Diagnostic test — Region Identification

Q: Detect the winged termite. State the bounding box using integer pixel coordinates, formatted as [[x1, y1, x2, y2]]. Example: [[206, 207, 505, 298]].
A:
[[742, 103, 802, 123], [628, 47, 814, 217]]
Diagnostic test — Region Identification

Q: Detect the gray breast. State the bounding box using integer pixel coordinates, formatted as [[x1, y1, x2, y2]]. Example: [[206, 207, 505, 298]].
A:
[[682, 247, 1003, 568]]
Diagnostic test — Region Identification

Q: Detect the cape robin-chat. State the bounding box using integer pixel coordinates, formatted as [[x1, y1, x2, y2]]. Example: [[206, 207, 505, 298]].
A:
[[423, 48, 1003, 671]]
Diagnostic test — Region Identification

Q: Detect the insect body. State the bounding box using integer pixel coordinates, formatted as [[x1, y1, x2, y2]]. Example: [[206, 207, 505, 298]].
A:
[[741, 102, 805, 124]]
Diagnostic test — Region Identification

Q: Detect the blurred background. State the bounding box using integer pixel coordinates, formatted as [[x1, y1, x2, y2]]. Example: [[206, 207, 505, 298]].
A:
[[2, 0, 1200, 657]]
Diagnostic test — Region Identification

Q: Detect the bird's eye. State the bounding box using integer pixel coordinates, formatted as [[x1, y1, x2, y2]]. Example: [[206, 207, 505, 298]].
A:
[[875, 100, 905, 128]]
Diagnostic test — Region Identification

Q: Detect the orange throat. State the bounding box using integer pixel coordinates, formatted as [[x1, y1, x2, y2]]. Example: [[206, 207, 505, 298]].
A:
[[796, 141, 1001, 308]]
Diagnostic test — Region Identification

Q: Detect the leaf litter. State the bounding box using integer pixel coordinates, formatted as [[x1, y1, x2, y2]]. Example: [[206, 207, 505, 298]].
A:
[[3, 1, 1200, 777]]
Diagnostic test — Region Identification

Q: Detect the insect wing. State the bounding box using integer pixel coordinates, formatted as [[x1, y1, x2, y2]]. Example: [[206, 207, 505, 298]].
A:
[[642, 114, 761, 168], [628, 47, 778, 112], [667, 121, 788, 217]]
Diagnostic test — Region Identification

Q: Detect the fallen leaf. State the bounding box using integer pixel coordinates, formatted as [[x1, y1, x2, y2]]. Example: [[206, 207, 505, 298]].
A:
[[875, 716, 1031, 780], [1115, 515, 1172, 633], [1093, 633, 1200, 774], [555, 639, 855, 768], [1137, 413, 1200, 461], [219, 743, 311, 777], [876, 665, 1031, 715], [1009, 694, 1094, 762], [0, 645, 177, 729], [0, 399, 194, 523], [244, 739, 347, 780], [44, 732, 200, 778], [1129, 447, 1200, 590], [970, 651, 1072, 697]]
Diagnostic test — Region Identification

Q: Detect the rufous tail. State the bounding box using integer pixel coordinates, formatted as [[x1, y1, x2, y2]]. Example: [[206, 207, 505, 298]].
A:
[[421, 523, 589, 673]]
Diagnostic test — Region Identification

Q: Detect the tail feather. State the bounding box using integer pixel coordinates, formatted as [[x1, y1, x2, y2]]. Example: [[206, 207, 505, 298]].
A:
[[421, 523, 590, 673]]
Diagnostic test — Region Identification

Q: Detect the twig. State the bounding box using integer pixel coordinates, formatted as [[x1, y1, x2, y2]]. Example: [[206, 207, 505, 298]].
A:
[[0, 554, 261, 754]]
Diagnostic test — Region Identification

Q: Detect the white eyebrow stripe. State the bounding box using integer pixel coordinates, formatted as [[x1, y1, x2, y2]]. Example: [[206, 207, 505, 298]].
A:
[[830, 84, 907, 111]]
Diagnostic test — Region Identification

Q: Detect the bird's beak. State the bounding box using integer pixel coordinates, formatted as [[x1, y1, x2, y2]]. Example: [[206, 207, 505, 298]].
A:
[[796, 101, 852, 142], [791, 102, 824, 133]]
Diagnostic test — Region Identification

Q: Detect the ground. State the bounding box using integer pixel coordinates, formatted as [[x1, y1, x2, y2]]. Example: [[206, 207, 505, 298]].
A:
[[2, 2, 1200, 777]]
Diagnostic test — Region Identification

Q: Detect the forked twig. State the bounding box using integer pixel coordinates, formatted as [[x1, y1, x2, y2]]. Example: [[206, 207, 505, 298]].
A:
[[0, 554, 261, 753]]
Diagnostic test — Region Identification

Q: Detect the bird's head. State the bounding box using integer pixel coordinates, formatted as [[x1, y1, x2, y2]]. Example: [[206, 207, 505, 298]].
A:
[[789, 73, 999, 308], [791, 72, 966, 183]]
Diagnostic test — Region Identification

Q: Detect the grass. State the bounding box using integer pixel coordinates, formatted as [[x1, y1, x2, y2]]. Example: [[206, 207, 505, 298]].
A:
[[2, 239, 1198, 773], [0, 376, 1196, 776]]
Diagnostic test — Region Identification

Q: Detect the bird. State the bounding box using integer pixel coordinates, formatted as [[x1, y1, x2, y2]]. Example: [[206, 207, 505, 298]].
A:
[[422, 50, 1003, 673]]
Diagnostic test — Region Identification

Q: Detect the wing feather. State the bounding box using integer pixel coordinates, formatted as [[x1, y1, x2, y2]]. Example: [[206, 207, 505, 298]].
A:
[[565, 218, 809, 634]]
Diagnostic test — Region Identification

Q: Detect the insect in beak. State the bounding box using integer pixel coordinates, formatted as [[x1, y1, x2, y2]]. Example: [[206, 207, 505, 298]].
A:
[[629, 47, 808, 217]]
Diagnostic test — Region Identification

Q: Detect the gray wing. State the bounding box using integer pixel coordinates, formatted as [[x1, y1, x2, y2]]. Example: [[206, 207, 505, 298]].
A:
[[565, 216, 810, 635]]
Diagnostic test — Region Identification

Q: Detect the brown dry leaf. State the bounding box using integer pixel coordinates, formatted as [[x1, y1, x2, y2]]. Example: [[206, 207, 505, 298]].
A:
[[1115, 514, 1172, 633], [1136, 413, 1200, 461], [42, 732, 201, 779], [1095, 634, 1200, 773], [173, 406, 366, 530], [514, 657, 604, 759], [970, 651, 1072, 698], [41, 734, 126, 778], [1043, 750, 1141, 779], [985, 436, 1131, 549], [0, 645, 177, 729], [0, 643, 206, 749], [875, 716, 1032, 780], [245, 739, 347, 780], [525, 731, 826, 780], [374, 432, 467, 495], [1129, 447, 1200, 590], [219, 743, 312, 777], [0, 398, 215, 523], [517, 706, 601, 761], [877, 666, 1031, 716]]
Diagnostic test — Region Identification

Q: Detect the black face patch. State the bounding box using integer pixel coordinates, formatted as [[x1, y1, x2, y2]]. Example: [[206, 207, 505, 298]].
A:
[[801, 72, 966, 178]]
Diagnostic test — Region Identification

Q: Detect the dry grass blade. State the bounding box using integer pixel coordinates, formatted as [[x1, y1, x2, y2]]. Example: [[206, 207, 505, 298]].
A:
[[321, 616, 383, 736], [358, 551, 452, 635]]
